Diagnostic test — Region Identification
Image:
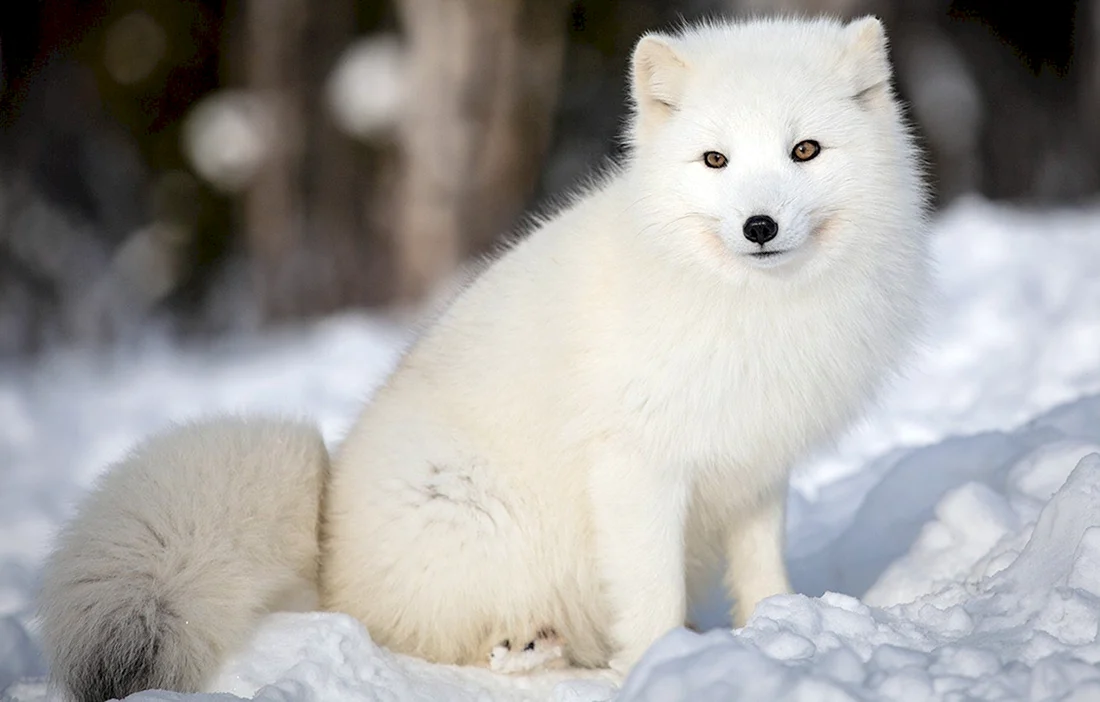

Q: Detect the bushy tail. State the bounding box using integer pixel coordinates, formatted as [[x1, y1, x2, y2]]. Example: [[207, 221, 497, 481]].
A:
[[36, 417, 330, 702]]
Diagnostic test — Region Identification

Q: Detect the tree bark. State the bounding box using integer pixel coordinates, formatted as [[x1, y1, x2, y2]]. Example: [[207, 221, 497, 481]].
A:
[[394, 0, 568, 303], [242, 0, 307, 320]]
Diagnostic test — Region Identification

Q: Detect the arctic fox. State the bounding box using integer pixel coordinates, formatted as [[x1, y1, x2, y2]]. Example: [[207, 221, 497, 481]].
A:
[[37, 14, 930, 701]]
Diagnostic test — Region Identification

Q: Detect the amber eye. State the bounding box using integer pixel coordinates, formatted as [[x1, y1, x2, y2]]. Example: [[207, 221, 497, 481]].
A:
[[791, 140, 821, 162], [703, 151, 728, 169]]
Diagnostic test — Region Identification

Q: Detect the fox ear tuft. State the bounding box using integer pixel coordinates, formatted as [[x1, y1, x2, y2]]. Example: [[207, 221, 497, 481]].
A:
[[844, 16, 893, 101], [631, 33, 690, 129]]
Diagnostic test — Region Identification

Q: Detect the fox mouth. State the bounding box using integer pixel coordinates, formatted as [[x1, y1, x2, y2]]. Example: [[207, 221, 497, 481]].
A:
[[741, 247, 799, 269], [749, 250, 789, 258]]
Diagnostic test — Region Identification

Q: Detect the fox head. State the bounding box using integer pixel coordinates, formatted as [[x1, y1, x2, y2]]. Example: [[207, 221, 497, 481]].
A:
[[626, 16, 928, 287]]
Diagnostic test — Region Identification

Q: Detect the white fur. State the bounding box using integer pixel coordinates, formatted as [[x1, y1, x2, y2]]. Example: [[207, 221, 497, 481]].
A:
[[323, 13, 929, 674], [38, 15, 931, 699]]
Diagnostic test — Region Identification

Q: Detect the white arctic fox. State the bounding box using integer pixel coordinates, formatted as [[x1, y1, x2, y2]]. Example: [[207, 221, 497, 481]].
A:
[[37, 14, 930, 701]]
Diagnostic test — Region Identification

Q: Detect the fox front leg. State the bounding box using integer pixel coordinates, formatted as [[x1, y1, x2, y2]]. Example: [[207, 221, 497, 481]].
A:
[[725, 492, 793, 626], [588, 447, 690, 673]]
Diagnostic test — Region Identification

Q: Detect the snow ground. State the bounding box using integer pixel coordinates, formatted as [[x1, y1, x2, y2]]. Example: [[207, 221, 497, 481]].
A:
[[2, 195, 1100, 701]]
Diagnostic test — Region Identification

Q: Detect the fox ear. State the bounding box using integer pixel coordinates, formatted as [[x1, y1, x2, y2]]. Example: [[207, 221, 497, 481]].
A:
[[843, 16, 893, 102], [631, 33, 690, 130]]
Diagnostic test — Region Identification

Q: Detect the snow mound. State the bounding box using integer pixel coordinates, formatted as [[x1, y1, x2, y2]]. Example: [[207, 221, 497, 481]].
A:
[[621, 426, 1100, 702]]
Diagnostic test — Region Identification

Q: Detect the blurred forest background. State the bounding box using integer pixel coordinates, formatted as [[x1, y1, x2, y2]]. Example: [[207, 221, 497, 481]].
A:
[[0, 0, 1094, 357]]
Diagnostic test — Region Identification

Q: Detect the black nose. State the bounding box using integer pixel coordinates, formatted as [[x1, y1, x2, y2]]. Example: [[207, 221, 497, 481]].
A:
[[742, 215, 779, 244]]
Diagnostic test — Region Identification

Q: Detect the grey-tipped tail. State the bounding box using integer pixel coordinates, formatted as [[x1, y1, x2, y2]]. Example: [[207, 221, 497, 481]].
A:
[[45, 592, 206, 702], [36, 416, 328, 702]]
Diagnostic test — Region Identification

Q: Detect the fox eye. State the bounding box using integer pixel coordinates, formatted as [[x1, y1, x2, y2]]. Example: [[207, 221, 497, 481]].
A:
[[791, 140, 821, 162], [703, 151, 728, 169]]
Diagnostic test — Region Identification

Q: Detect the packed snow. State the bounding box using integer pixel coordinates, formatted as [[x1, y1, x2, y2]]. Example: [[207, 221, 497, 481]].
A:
[[2, 195, 1100, 701]]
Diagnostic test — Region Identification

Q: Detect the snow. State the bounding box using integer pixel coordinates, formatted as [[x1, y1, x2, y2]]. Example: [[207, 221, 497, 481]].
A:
[[622, 432, 1100, 702], [3, 195, 1100, 701]]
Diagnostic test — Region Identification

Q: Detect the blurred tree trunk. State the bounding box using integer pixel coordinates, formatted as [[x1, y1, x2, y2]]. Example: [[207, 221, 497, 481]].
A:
[[243, 0, 373, 322], [302, 0, 358, 311], [242, 0, 306, 320], [394, 0, 568, 302]]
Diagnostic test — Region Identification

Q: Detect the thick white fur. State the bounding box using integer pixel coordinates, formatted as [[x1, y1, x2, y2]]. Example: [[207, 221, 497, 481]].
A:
[[37, 418, 327, 701], [38, 15, 930, 699], [323, 14, 929, 674]]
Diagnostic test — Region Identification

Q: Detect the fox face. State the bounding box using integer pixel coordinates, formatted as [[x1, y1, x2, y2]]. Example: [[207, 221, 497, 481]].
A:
[[626, 16, 925, 285]]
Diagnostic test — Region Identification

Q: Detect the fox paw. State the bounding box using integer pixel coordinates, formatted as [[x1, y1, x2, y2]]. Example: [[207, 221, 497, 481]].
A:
[[489, 627, 566, 674]]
